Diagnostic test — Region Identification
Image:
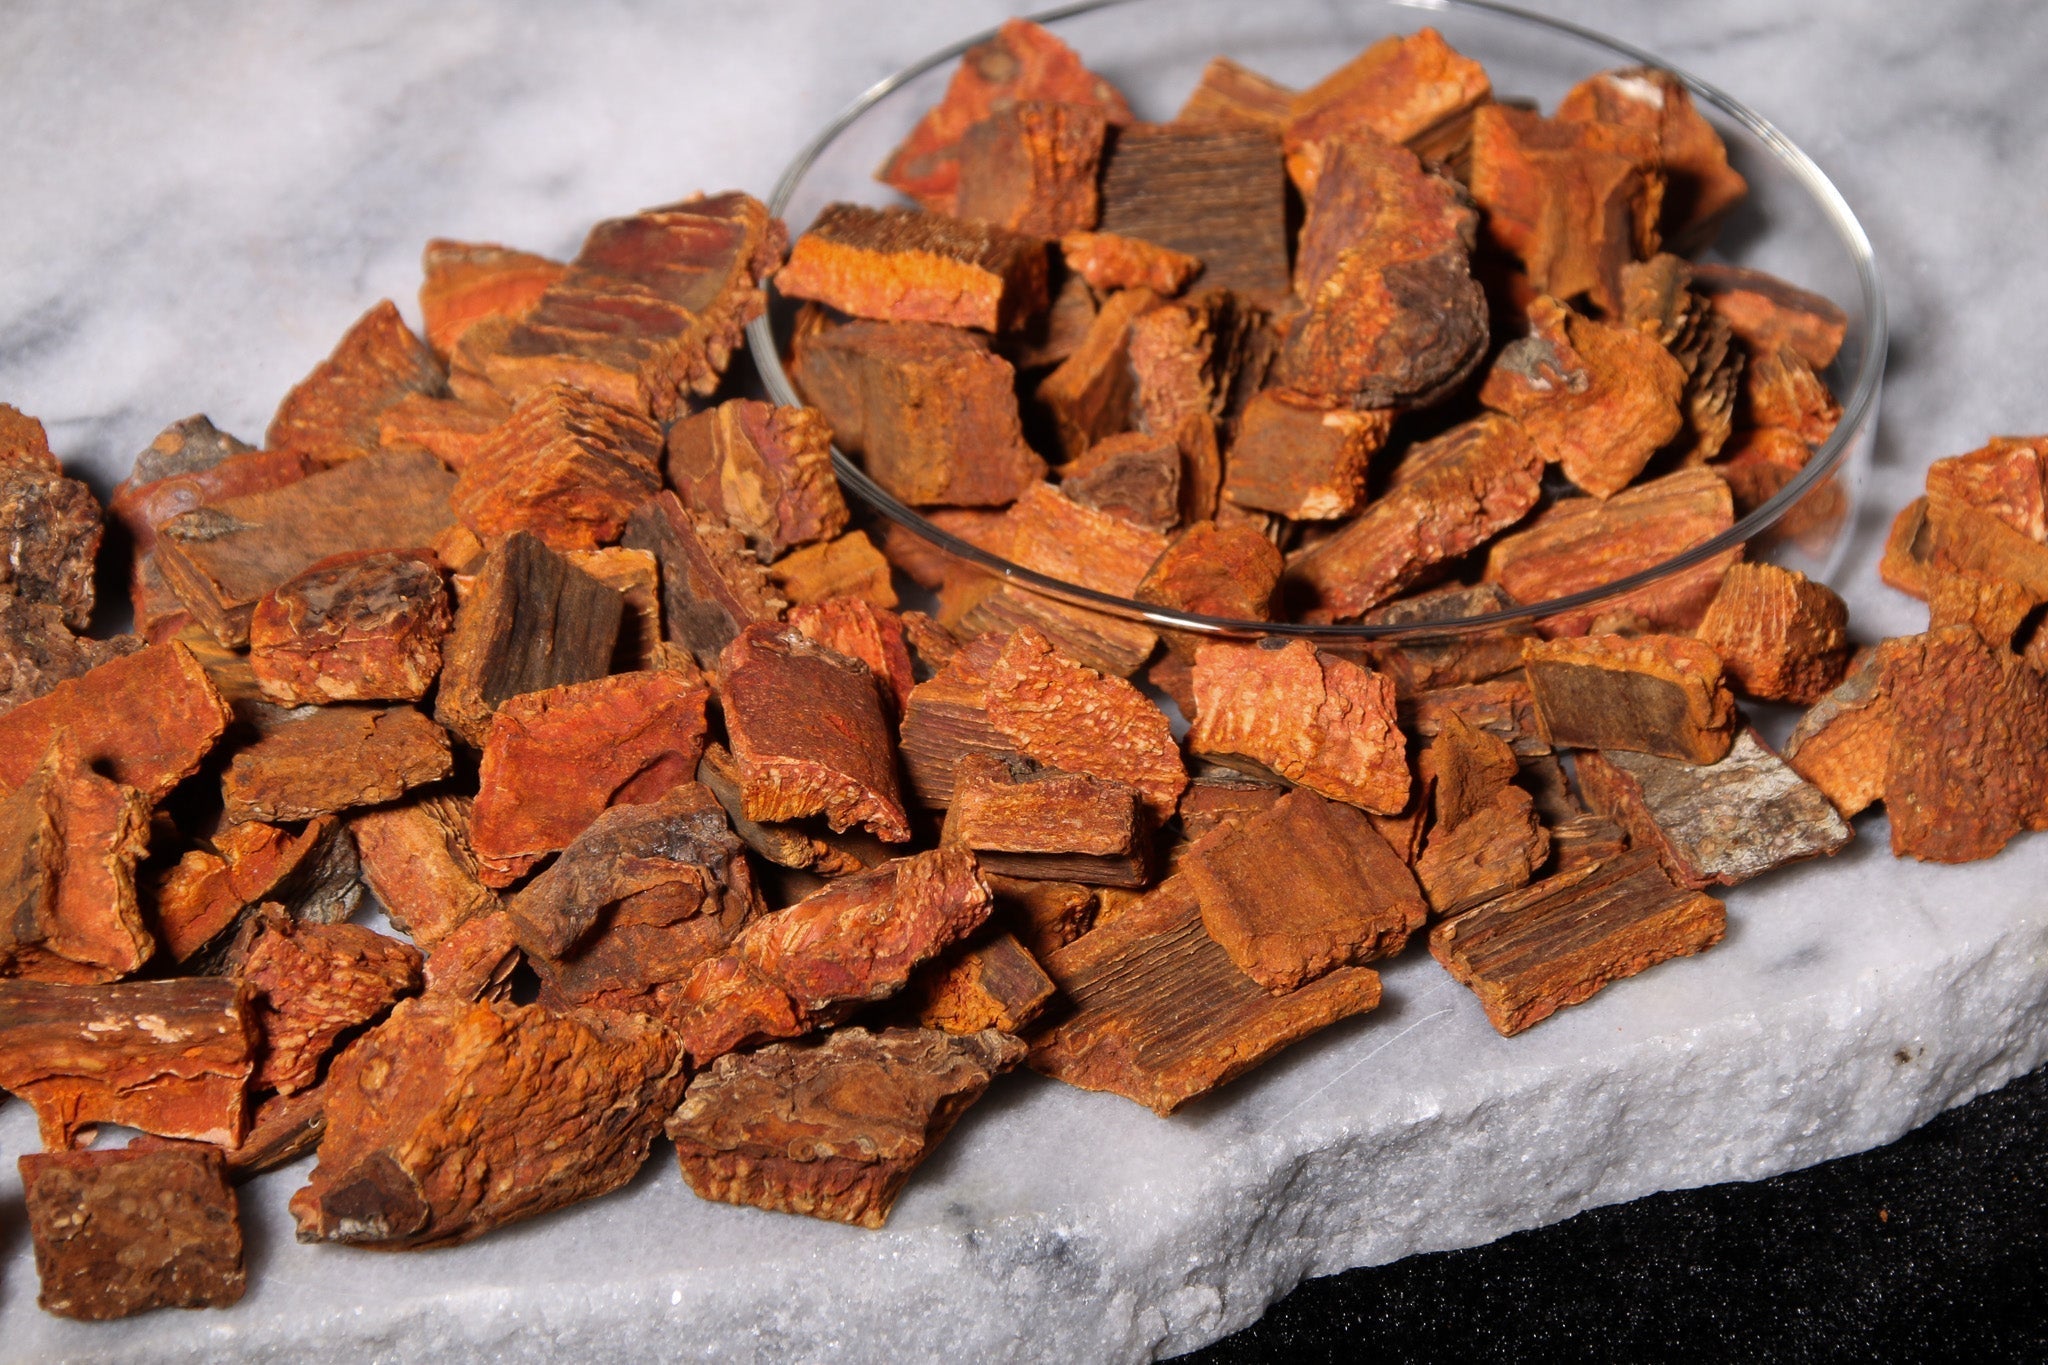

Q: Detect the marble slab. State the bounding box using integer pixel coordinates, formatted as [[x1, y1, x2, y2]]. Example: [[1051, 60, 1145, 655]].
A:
[[4, 1, 2048, 1359]]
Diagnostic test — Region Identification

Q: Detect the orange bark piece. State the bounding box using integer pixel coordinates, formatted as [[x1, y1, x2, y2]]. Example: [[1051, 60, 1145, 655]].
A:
[[878, 17, 1133, 214], [666, 399, 847, 558], [777, 202, 1048, 334], [956, 101, 1107, 238], [1430, 848, 1725, 1037], [787, 596, 915, 718], [719, 622, 910, 842], [664, 848, 992, 1064], [1037, 285, 1157, 460], [897, 633, 1024, 808], [1029, 877, 1383, 1115], [418, 239, 567, 360], [1284, 27, 1492, 179], [0, 641, 230, 803], [942, 753, 1148, 888], [452, 382, 661, 553], [0, 402, 55, 471], [1189, 639, 1410, 813], [1782, 648, 1892, 818], [1292, 124, 1475, 300], [247, 550, 450, 705], [791, 319, 1046, 506], [1468, 103, 1662, 316], [0, 743, 152, 984], [1414, 784, 1550, 917], [1175, 56, 1294, 132], [1880, 626, 2048, 863], [1744, 345, 1841, 449], [982, 625, 1187, 823], [1183, 787, 1424, 991], [237, 910, 422, 1096], [421, 911, 522, 1004], [1557, 66, 1748, 250], [1135, 519, 1284, 649], [0, 979, 255, 1148], [1713, 425, 1814, 519], [1691, 263, 1848, 371], [767, 531, 898, 611], [1224, 390, 1394, 520], [484, 192, 784, 421], [1694, 561, 1850, 704], [1059, 231, 1202, 296], [376, 388, 512, 472], [1484, 467, 1738, 636], [469, 669, 711, 886], [221, 705, 454, 825], [1924, 436, 2048, 543], [351, 794, 499, 950], [1523, 633, 1736, 763], [267, 301, 445, 469], [906, 935, 1056, 1036], [1286, 412, 1545, 622], [1479, 295, 1686, 498], [289, 997, 685, 1248], [152, 818, 347, 965]]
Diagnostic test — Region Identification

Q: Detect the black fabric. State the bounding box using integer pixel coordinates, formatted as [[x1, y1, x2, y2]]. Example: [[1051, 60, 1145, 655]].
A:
[[1190, 1065, 2048, 1362]]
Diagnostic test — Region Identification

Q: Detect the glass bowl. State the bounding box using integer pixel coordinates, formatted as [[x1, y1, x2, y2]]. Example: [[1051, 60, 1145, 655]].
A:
[[746, 0, 1886, 642]]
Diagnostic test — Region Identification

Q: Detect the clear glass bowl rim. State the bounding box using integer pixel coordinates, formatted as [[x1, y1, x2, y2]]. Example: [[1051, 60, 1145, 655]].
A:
[[745, 0, 1889, 641]]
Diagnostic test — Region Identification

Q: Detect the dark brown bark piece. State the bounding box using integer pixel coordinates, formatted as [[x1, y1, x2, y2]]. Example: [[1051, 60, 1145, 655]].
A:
[[1189, 639, 1409, 813], [1557, 66, 1748, 252], [469, 669, 710, 885], [155, 447, 457, 647], [1283, 27, 1492, 175], [985, 873, 1096, 958], [1483, 467, 1738, 637], [1524, 634, 1736, 763], [720, 622, 910, 841], [904, 931, 1056, 1035], [667, 1026, 1024, 1229], [787, 596, 916, 719], [267, 300, 445, 469], [1285, 413, 1545, 623], [1176, 56, 1294, 131], [1479, 295, 1686, 498], [226, 1086, 329, 1177], [1403, 676, 1551, 758], [1879, 626, 2048, 863], [1029, 877, 1383, 1114], [418, 238, 567, 360], [248, 550, 451, 705], [1430, 848, 1725, 1036], [222, 704, 452, 825], [622, 492, 784, 672], [1694, 561, 1850, 704], [663, 847, 991, 1065], [1183, 787, 1425, 991], [1097, 124, 1291, 306], [667, 399, 848, 558], [351, 794, 497, 949], [289, 997, 686, 1248], [792, 318, 1047, 506], [768, 531, 899, 611], [1224, 390, 1394, 520], [21, 1142, 245, 1320], [484, 192, 784, 421], [0, 979, 255, 1148], [943, 753, 1149, 887], [1059, 232, 1202, 296], [878, 17, 1133, 214], [0, 640, 231, 803], [1058, 431, 1182, 532], [778, 202, 1048, 333], [434, 530, 625, 745], [956, 101, 1107, 237], [452, 382, 662, 553], [237, 909, 423, 1095], [1577, 729, 1852, 889], [1359, 583, 1534, 697], [1691, 262, 1848, 371], [1036, 284, 1153, 461], [0, 459, 103, 631], [0, 590, 142, 715]]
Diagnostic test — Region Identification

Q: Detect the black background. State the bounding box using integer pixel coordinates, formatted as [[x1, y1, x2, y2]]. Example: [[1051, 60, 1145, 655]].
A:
[[1191, 1064, 2048, 1361]]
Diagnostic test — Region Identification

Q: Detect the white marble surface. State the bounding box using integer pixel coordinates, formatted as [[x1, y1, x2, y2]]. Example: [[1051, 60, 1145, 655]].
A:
[[4, 1, 2048, 1359]]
